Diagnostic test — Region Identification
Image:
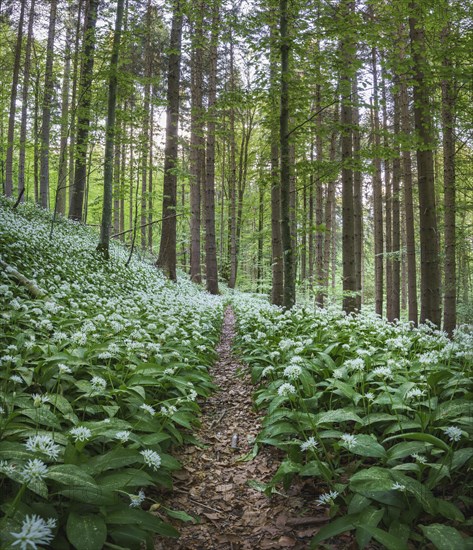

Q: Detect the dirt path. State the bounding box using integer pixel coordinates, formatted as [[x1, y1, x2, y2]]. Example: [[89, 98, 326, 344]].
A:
[[155, 308, 328, 550]]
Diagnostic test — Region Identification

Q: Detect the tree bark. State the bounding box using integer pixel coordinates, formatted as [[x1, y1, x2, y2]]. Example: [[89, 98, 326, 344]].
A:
[[69, 0, 99, 221], [156, 0, 183, 281], [392, 88, 401, 320], [203, 1, 219, 295], [409, 2, 441, 326], [352, 75, 362, 310], [97, 0, 124, 259], [5, 0, 26, 197]]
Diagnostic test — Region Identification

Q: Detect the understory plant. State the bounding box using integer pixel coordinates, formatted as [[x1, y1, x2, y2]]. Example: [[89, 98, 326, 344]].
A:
[[232, 293, 473, 549], [0, 198, 223, 549]]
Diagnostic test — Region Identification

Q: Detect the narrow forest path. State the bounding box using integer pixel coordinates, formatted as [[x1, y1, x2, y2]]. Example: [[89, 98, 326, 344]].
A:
[[155, 307, 327, 550]]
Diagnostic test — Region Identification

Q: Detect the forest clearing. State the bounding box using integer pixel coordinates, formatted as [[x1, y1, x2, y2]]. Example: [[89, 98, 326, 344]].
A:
[[1, 0, 473, 547]]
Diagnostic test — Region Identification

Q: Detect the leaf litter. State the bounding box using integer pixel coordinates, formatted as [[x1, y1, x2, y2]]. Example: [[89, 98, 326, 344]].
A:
[[154, 308, 330, 550]]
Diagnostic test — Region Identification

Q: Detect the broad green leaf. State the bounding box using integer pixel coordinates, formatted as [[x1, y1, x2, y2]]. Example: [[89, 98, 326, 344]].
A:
[[66, 512, 107, 550], [350, 467, 393, 492], [435, 499, 465, 522], [47, 464, 98, 489], [316, 408, 362, 426], [420, 524, 466, 550], [106, 508, 179, 537], [83, 448, 140, 475], [383, 432, 450, 453], [356, 524, 406, 550], [349, 434, 386, 458], [355, 507, 384, 548], [310, 513, 359, 547]]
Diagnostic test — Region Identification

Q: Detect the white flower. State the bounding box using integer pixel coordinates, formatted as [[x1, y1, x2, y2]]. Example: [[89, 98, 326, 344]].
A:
[[411, 453, 427, 464], [365, 392, 374, 400], [283, 364, 302, 379], [160, 405, 177, 417], [91, 376, 107, 390], [443, 426, 462, 442], [58, 363, 72, 374], [129, 489, 146, 508], [405, 387, 425, 400], [372, 366, 393, 379], [163, 367, 176, 375], [115, 431, 131, 443], [25, 435, 61, 461], [278, 383, 296, 397], [10, 514, 56, 549], [391, 482, 406, 491], [140, 449, 161, 470], [187, 390, 198, 401], [20, 459, 48, 483], [316, 490, 339, 506], [98, 351, 112, 359], [340, 433, 357, 448], [0, 406, 5, 415], [10, 375, 23, 384], [70, 426, 92, 442], [345, 357, 365, 371], [261, 366, 275, 377], [300, 437, 318, 452], [31, 393, 50, 407], [140, 403, 156, 415]]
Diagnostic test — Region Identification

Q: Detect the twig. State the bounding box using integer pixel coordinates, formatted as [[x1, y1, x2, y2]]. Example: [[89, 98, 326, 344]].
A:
[[210, 409, 226, 429], [0, 258, 45, 298], [286, 516, 330, 526]]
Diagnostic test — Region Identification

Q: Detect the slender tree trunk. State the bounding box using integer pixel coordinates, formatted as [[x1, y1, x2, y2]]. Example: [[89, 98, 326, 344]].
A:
[[69, 0, 99, 221], [33, 72, 40, 203], [340, 1, 356, 314], [315, 86, 324, 305], [228, 31, 238, 289], [383, 74, 393, 321], [301, 174, 307, 283], [308, 140, 314, 287], [113, 118, 121, 236], [409, 2, 441, 326], [352, 75, 362, 310], [97, 0, 124, 259], [148, 98, 154, 251], [400, 73, 418, 324], [156, 0, 183, 280], [270, 23, 283, 305], [257, 178, 264, 290], [39, 0, 58, 209], [371, 47, 384, 317], [442, 23, 456, 335], [56, 9, 72, 216], [280, 0, 295, 308], [141, 1, 152, 251], [203, 2, 220, 295], [392, 89, 401, 320], [18, 0, 36, 201], [189, 2, 205, 284], [5, 0, 26, 197]]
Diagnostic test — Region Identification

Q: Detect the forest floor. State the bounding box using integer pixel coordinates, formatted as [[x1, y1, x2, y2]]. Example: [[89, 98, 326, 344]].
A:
[[154, 307, 334, 550]]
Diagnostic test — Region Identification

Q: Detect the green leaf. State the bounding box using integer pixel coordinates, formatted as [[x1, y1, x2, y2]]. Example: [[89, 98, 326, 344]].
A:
[[66, 512, 107, 550], [349, 434, 386, 458], [83, 448, 140, 475], [419, 524, 466, 550], [355, 507, 384, 548], [106, 508, 179, 537], [350, 467, 393, 492], [356, 524, 407, 550], [435, 499, 465, 522], [316, 408, 362, 426], [310, 513, 359, 547], [165, 508, 197, 523], [47, 464, 98, 489], [383, 432, 450, 453]]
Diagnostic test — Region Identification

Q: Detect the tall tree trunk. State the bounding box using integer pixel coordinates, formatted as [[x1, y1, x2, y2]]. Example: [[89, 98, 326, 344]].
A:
[[156, 0, 183, 280], [280, 0, 295, 308], [340, 0, 356, 314], [141, 1, 152, 251], [409, 2, 441, 326], [203, 2, 220, 295], [441, 23, 456, 335], [352, 75, 362, 310], [56, 8, 72, 216], [270, 23, 283, 305], [383, 73, 393, 321], [392, 89, 401, 320], [18, 0, 36, 201], [308, 140, 315, 287], [39, 0, 58, 209], [69, 0, 99, 221], [400, 71, 418, 324], [315, 86, 324, 305], [257, 178, 264, 290], [113, 118, 121, 236], [33, 72, 40, 203], [228, 30, 238, 289], [148, 97, 154, 251], [371, 46, 384, 317], [5, 0, 26, 197], [189, 2, 205, 284], [97, 0, 124, 259]]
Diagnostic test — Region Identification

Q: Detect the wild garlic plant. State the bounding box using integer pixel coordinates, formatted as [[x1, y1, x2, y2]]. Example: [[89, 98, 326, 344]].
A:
[[0, 198, 223, 549], [231, 292, 472, 549]]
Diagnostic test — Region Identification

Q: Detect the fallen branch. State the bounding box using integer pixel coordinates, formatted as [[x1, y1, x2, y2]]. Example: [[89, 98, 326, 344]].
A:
[[286, 516, 330, 526], [0, 258, 46, 298]]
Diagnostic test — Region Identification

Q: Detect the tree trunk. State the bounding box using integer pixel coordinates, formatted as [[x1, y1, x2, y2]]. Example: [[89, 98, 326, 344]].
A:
[[280, 0, 295, 308], [5, 0, 26, 197], [371, 47, 384, 317], [383, 73, 393, 321], [315, 85, 324, 305], [228, 30, 238, 289], [39, 0, 58, 209], [97, 0, 124, 259], [409, 2, 441, 326], [340, 1, 356, 314], [399, 73, 418, 324], [189, 2, 205, 284], [156, 0, 183, 281], [203, 2, 220, 295], [441, 23, 456, 335], [69, 0, 99, 221], [392, 89, 401, 320], [141, 1, 152, 251], [56, 7, 72, 216], [352, 75, 362, 310], [18, 0, 36, 202], [148, 97, 154, 251]]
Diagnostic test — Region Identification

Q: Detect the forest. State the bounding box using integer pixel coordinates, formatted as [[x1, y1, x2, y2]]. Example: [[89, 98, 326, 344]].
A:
[[0, 0, 472, 548]]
